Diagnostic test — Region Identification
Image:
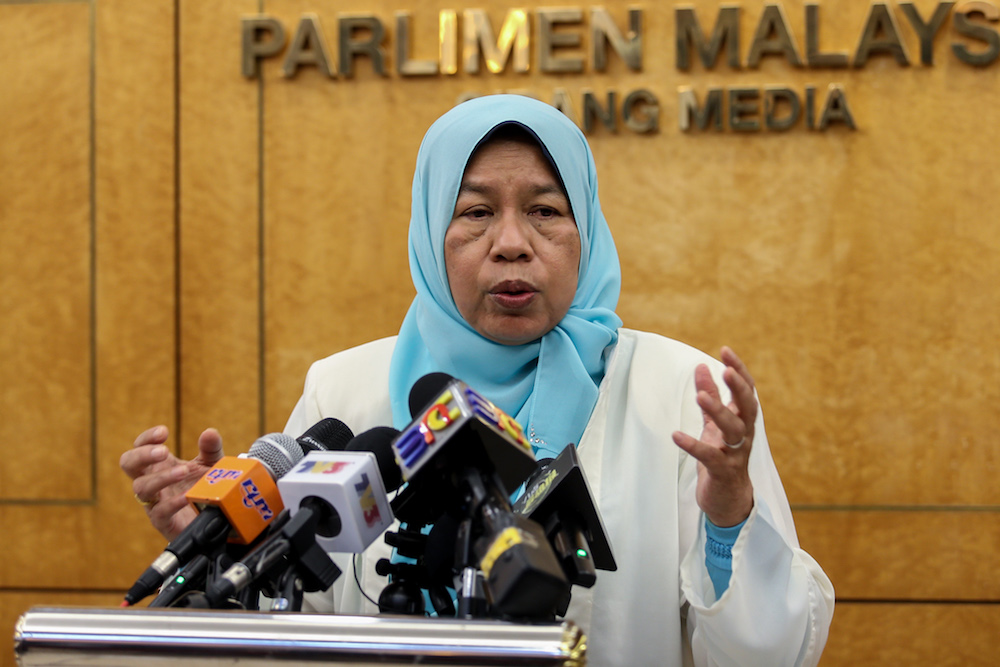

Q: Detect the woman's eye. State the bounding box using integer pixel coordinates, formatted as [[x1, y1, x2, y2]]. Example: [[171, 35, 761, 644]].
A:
[[465, 208, 491, 219], [533, 206, 558, 218]]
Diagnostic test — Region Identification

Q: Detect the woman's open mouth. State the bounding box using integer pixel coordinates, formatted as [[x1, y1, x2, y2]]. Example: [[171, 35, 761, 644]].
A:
[[490, 280, 538, 309]]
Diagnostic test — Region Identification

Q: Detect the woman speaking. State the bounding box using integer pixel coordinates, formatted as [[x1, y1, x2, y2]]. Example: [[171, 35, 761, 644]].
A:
[[122, 94, 834, 666]]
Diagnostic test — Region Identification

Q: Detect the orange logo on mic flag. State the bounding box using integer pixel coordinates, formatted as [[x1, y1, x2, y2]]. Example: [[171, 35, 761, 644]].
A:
[[186, 456, 284, 544]]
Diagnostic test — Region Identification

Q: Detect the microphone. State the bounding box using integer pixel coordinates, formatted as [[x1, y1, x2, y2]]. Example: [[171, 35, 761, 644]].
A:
[[203, 506, 340, 610], [122, 433, 303, 606], [407, 372, 454, 418], [297, 417, 354, 453], [388, 374, 569, 619], [147, 554, 211, 608], [512, 444, 617, 594], [276, 429, 398, 553], [348, 426, 404, 492], [391, 374, 537, 524], [205, 428, 401, 608]]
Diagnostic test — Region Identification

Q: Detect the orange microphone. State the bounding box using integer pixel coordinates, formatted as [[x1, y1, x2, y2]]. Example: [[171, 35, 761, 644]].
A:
[[122, 434, 302, 607], [184, 455, 284, 545]]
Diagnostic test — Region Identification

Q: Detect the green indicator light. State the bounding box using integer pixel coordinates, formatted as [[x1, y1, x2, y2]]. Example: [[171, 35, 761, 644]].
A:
[[175, 575, 187, 585], [576, 548, 588, 558]]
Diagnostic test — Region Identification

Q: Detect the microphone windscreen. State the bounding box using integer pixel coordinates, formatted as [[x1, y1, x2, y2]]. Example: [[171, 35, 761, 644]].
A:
[[347, 426, 404, 491], [408, 372, 455, 418], [299, 417, 354, 453], [247, 433, 304, 478]]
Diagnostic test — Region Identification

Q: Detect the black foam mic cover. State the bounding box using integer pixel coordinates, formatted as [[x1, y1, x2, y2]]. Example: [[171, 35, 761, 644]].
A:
[[408, 372, 455, 418], [346, 426, 404, 492], [298, 417, 354, 453]]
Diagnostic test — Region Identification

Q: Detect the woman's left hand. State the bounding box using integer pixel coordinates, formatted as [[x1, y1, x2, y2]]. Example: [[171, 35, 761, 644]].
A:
[[672, 346, 756, 527]]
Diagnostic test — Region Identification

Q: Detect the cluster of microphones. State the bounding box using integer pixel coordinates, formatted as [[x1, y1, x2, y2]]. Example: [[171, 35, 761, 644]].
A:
[[122, 373, 616, 622]]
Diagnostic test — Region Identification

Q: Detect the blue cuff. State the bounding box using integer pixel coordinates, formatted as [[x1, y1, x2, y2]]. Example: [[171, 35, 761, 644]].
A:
[[704, 516, 747, 599]]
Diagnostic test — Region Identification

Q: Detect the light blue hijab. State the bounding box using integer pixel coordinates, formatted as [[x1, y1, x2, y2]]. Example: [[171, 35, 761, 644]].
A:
[[388, 95, 622, 459]]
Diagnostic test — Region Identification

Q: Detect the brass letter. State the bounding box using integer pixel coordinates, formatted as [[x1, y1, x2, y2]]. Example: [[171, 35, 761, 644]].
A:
[[538, 8, 585, 74], [583, 90, 617, 133], [282, 14, 335, 78], [463, 9, 530, 74], [396, 12, 437, 76], [338, 15, 387, 77], [440, 10, 459, 75], [952, 1, 1000, 66], [675, 6, 741, 70], [900, 2, 955, 65], [747, 4, 803, 68], [764, 86, 801, 130], [623, 89, 659, 133], [678, 87, 724, 131], [729, 88, 761, 131], [806, 4, 849, 67], [818, 84, 856, 129], [241, 16, 286, 78], [591, 7, 642, 71], [854, 3, 911, 67]]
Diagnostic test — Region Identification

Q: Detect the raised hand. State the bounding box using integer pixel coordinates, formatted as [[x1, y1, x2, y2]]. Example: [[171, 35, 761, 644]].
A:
[[120, 425, 224, 539], [672, 347, 756, 527]]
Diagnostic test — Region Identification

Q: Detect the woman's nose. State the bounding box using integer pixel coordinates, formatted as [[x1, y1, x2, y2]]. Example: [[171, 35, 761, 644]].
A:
[[490, 212, 534, 261]]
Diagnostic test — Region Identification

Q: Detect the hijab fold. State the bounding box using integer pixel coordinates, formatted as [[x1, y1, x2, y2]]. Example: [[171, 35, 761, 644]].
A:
[[389, 95, 622, 458]]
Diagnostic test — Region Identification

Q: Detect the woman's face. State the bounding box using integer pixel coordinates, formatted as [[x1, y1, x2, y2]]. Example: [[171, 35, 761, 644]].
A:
[[444, 136, 581, 345]]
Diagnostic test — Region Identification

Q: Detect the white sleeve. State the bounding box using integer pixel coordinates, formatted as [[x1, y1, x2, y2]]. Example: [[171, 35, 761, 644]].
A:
[[679, 409, 835, 667]]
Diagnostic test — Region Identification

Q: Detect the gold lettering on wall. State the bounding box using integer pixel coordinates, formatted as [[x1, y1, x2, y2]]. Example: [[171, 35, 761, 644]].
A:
[[463, 9, 530, 74], [538, 8, 584, 73], [591, 7, 642, 71], [396, 12, 438, 76], [236, 3, 1000, 134], [952, 1, 1000, 65], [282, 14, 334, 78]]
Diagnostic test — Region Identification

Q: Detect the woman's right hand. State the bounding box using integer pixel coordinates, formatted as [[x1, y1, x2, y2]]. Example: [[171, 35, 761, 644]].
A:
[[120, 425, 225, 540]]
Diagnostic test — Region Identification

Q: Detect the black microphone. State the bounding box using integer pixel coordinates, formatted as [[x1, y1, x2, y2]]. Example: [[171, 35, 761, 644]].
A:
[[407, 372, 454, 418], [391, 374, 538, 524], [147, 554, 211, 608], [347, 426, 403, 492], [207, 428, 404, 609], [123, 433, 304, 606], [204, 507, 340, 610], [297, 417, 354, 453], [388, 374, 569, 619], [513, 444, 617, 593]]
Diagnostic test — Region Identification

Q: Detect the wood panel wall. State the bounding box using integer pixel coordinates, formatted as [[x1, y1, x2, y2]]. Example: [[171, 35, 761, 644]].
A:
[[2, 1, 999, 665]]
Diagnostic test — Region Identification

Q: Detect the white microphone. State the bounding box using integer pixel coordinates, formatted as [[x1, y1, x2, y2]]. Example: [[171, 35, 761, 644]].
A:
[[277, 449, 395, 553]]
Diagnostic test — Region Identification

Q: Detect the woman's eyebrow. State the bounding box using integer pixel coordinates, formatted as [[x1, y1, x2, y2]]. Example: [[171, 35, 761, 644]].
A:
[[457, 182, 492, 196], [456, 182, 566, 198]]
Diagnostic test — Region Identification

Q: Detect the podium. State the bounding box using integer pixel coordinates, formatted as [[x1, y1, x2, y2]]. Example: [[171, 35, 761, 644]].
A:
[[14, 607, 586, 666]]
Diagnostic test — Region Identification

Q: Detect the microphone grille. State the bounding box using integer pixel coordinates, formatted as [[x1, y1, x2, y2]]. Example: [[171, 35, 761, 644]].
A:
[[298, 417, 354, 453], [248, 432, 304, 478]]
